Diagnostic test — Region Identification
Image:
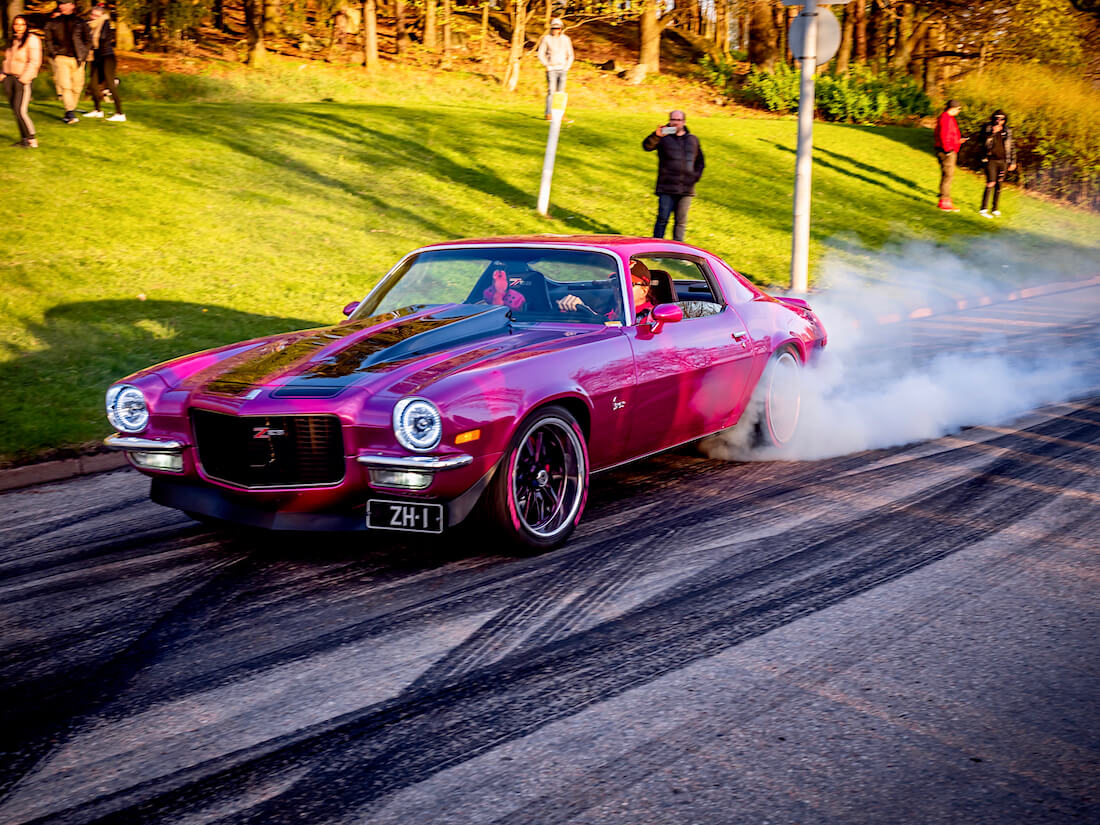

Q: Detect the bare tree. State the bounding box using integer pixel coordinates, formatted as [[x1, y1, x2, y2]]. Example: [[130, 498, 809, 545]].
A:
[[362, 0, 378, 70], [245, 0, 266, 64]]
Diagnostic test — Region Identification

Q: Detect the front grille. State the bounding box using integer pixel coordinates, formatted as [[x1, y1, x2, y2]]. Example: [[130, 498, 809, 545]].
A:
[[192, 410, 345, 488]]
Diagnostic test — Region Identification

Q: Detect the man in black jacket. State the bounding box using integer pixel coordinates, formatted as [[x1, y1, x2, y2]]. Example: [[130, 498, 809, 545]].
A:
[[642, 110, 705, 242], [44, 0, 91, 124]]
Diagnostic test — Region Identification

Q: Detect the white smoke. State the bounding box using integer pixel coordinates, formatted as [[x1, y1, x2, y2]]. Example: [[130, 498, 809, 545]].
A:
[[702, 239, 1099, 462]]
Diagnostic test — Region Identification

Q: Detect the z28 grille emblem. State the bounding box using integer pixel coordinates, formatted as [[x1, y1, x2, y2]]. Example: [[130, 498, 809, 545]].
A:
[[252, 427, 287, 439]]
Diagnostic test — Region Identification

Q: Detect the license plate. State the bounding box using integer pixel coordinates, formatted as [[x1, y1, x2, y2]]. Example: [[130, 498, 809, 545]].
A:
[[367, 499, 444, 534]]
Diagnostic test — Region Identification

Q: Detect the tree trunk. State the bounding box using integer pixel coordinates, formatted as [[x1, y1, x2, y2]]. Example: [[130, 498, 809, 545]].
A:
[[245, 0, 266, 65], [890, 10, 933, 73], [714, 0, 729, 56], [479, 1, 489, 60], [835, 3, 853, 75], [925, 19, 944, 97], [395, 0, 407, 56], [441, 0, 451, 55], [115, 17, 135, 50], [263, 0, 280, 37], [748, 0, 778, 70], [639, 0, 661, 76], [501, 0, 525, 91], [853, 0, 867, 63], [362, 0, 378, 70], [423, 0, 437, 50], [4, 0, 24, 36]]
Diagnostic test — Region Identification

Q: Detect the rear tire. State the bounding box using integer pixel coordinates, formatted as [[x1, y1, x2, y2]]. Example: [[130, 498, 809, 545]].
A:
[[485, 405, 589, 552], [756, 347, 802, 448]]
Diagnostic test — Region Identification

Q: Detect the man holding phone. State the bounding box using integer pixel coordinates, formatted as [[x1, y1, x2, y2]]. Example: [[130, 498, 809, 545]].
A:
[[642, 110, 705, 242]]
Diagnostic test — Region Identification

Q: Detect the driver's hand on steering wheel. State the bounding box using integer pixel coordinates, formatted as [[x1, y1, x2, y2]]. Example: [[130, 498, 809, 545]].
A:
[[556, 294, 586, 312]]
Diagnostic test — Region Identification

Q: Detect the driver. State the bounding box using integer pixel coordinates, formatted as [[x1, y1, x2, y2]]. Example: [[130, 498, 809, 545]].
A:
[[556, 260, 655, 322], [482, 266, 526, 310]]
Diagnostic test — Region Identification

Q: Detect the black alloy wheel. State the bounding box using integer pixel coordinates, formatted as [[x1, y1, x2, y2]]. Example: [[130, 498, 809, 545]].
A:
[[486, 405, 589, 551]]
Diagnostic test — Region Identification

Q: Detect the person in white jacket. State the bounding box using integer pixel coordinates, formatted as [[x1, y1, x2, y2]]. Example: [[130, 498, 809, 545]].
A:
[[536, 18, 573, 120]]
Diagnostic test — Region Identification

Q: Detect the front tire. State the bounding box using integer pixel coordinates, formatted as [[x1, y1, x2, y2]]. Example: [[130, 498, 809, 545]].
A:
[[485, 405, 589, 551]]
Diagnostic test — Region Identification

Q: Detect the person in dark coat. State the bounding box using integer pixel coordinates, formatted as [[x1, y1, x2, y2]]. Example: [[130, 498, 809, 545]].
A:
[[85, 3, 124, 121], [43, 0, 91, 124], [642, 110, 705, 242], [978, 110, 1016, 218]]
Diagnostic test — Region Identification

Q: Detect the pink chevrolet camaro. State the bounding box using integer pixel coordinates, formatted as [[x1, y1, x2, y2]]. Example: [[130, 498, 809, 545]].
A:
[[104, 236, 826, 550]]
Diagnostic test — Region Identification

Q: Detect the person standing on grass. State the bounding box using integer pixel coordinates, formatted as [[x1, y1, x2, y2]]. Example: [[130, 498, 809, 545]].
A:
[[643, 110, 704, 243], [85, 3, 124, 122], [933, 99, 966, 212], [978, 110, 1016, 219], [44, 0, 91, 124], [2, 15, 42, 148], [537, 18, 573, 121]]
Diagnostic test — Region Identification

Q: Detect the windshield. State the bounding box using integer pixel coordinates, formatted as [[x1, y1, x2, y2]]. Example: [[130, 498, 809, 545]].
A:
[[353, 247, 626, 324]]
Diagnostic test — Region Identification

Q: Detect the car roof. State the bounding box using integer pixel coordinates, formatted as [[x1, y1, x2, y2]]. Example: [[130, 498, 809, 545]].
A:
[[416, 235, 715, 256]]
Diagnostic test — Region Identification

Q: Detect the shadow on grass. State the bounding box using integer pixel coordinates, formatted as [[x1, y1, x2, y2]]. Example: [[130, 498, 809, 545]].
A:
[[138, 103, 624, 236], [0, 300, 322, 464]]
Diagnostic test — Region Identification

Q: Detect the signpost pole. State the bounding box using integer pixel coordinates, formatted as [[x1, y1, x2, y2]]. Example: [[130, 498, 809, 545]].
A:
[[789, 0, 818, 293], [537, 92, 567, 216]]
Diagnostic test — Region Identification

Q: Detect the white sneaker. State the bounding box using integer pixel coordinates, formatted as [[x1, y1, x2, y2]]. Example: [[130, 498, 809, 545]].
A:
[[85, 109, 105, 118], [978, 209, 993, 219], [992, 210, 1002, 217], [107, 113, 127, 122]]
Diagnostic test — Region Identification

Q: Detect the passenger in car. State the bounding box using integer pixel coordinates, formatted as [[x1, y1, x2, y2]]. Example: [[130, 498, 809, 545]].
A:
[[482, 267, 527, 310]]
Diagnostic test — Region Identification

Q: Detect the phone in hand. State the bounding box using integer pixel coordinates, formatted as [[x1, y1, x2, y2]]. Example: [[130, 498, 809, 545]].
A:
[[661, 126, 677, 136]]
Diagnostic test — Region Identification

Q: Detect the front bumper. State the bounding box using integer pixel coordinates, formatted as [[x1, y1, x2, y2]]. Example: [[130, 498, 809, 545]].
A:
[[150, 466, 496, 532]]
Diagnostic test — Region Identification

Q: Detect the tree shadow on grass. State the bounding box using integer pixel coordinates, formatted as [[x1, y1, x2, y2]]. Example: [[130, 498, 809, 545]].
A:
[[762, 139, 930, 204], [139, 103, 623, 236], [0, 300, 323, 465]]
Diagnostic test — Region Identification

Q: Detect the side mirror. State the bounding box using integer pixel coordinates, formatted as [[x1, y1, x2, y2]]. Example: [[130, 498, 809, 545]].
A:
[[649, 303, 683, 333], [342, 301, 360, 317]]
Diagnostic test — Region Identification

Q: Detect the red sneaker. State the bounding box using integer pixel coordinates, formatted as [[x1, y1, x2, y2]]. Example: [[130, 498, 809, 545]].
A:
[[938, 199, 960, 212]]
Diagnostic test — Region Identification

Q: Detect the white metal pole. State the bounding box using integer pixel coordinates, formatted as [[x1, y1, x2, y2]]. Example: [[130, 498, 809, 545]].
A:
[[789, 0, 818, 293], [537, 92, 567, 216]]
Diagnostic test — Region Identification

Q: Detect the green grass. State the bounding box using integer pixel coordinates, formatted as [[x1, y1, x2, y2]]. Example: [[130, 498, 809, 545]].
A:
[[2, 58, 1098, 465]]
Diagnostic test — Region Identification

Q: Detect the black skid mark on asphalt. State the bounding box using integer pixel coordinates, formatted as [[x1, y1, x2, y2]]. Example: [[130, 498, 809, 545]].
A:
[[61, 441, 1074, 825], [0, 545, 255, 803], [0, 493, 159, 557]]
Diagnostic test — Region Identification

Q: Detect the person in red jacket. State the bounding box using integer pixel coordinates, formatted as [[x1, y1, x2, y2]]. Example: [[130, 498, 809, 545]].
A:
[[933, 99, 967, 212]]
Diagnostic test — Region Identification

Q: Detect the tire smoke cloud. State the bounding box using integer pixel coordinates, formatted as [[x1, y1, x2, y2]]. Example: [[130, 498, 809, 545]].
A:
[[703, 239, 1100, 462]]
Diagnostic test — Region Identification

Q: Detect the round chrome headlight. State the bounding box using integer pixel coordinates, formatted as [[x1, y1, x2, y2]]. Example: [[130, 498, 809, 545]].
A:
[[393, 397, 442, 452], [106, 384, 149, 433]]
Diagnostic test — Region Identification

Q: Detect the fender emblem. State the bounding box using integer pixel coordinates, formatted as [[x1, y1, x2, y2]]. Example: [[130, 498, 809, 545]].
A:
[[612, 397, 626, 411]]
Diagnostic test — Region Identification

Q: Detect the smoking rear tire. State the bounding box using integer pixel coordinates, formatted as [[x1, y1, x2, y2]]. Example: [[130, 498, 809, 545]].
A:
[[485, 405, 589, 552], [756, 347, 802, 448]]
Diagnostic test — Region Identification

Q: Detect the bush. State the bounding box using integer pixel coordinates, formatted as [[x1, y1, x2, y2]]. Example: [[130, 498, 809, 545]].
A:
[[953, 63, 1100, 210], [741, 63, 802, 113], [733, 63, 931, 125]]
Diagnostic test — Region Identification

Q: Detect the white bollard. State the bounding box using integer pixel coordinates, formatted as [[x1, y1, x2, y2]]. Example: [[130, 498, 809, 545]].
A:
[[537, 92, 568, 216]]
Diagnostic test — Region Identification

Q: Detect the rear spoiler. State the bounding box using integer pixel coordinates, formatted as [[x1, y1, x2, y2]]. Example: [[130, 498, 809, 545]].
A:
[[775, 296, 812, 311]]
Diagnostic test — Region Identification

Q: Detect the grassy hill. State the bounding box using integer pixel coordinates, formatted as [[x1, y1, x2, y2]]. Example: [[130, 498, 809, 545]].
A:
[[2, 57, 1098, 466]]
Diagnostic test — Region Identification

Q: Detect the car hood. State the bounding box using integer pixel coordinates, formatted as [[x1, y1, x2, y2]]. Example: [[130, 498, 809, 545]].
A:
[[175, 304, 566, 399]]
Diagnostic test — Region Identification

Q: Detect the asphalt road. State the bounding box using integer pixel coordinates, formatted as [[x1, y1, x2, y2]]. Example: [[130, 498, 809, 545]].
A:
[[1, 285, 1098, 825]]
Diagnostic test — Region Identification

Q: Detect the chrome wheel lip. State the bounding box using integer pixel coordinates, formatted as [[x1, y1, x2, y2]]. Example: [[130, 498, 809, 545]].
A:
[[764, 350, 801, 446], [511, 415, 586, 539]]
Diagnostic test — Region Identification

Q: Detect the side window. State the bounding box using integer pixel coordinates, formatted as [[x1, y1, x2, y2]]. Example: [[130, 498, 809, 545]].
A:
[[633, 256, 724, 320], [708, 259, 758, 304]]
